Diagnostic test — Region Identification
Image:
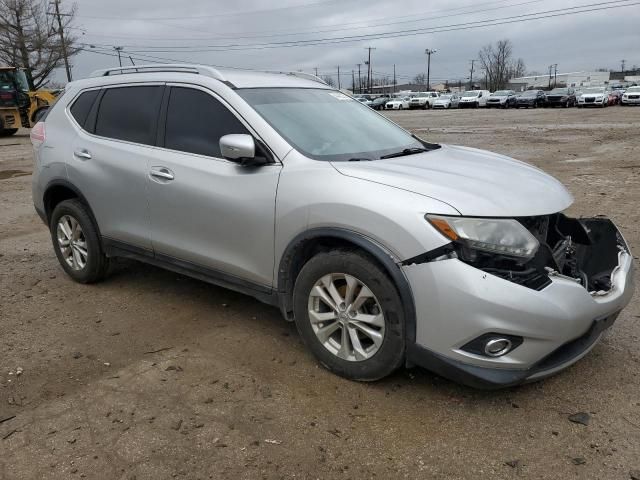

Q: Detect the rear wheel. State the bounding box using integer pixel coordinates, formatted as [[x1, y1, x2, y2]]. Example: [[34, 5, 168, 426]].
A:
[[50, 199, 110, 283], [293, 250, 405, 381], [0, 128, 18, 136]]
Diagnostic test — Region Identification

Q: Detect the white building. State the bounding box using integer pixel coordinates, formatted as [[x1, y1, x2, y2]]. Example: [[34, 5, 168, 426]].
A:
[[508, 71, 611, 90]]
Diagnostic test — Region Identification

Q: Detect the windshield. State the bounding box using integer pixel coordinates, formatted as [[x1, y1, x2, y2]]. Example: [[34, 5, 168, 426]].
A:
[[416, 93, 428, 98], [462, 91, 479, 97], [237, 88, 425, 161], [439, 95, 451, 100], [550, 88, 569, 94], [492, 90, 510, 96], [582, 88, 605, 94], [519, 90, 538, 97]]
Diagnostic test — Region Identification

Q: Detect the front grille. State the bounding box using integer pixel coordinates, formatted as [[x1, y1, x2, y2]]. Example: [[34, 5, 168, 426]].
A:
[[585, 97, 595, 103], [630, 95, 639, 99]]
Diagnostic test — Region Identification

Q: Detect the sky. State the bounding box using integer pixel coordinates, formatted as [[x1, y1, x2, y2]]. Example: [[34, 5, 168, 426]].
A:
[[59, 0, 640, 86]]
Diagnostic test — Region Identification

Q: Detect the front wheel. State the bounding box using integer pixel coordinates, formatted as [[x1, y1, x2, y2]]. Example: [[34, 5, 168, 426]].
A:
[[50, 199, 110, 283], [293, 250, 405, 381], [0, 128, 18, 136]]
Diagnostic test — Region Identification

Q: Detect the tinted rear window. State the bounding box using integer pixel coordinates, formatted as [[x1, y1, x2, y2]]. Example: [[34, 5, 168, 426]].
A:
[[164, 87, 249, 157], [95, 86, 163, 145], [69, 90, 99, 128]]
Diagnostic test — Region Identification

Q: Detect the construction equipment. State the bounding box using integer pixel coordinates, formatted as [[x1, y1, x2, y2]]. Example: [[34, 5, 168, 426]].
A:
[[0, 66, 58, 136]]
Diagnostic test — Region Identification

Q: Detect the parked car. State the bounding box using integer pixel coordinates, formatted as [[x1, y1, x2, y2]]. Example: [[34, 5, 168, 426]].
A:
[[385, 96, 411, 110], [545, 87, 576, 107], [577, 87, 608, 107], [409, 91, 439, 109], [355, 96, 373, 107], [621, 86, 640, 105], [458, 90, 491, 108], [370, 96, 390, 110], [607, 90, 622, 105], [432, 93, 460, 109], [515, 90, 546, 108], [31, 65, 635, 389], [486, 90, 518, 108]]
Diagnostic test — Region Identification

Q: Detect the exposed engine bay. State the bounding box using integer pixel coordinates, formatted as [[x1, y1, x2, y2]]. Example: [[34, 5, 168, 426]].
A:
[[454, 214, 629, 293]]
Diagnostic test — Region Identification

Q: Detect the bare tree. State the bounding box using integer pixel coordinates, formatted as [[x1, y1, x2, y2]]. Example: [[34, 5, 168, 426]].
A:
[[320, 75, 335, 87], [477, 39, 525, 91], [0, 0, 79, 89], [412, 73, 426, 85]]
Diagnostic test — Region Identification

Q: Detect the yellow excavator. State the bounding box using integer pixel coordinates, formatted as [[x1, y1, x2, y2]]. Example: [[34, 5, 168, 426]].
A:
[[0, 66, 58, 136]]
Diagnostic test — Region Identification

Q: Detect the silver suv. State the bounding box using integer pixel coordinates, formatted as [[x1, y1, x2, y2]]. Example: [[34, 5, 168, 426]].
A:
[[31, 65, 635, 388]]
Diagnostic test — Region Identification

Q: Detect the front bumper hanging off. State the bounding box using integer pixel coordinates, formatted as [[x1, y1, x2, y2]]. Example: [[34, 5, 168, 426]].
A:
[[402, 214, 635, 389]]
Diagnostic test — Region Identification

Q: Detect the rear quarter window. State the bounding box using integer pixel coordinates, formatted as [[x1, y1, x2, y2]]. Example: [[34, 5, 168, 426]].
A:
[[69, 90, 99, 128], [95, 86, 163, 145]]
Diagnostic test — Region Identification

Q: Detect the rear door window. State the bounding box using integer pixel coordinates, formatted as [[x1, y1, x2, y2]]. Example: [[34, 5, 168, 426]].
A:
[[163, 86, 249, 158], [95, 86, 163, 145], [69, 90, 99, 128]]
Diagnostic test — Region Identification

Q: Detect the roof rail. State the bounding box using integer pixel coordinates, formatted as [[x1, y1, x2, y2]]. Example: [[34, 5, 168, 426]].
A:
[[89, 64, 227, 82], [263, 70, 328, 86]]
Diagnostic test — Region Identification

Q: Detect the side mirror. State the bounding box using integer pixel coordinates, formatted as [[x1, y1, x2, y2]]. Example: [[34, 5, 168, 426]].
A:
[[219, 134, 268, 167]]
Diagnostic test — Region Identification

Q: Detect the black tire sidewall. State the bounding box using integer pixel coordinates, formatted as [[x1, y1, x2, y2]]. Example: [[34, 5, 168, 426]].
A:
[[292, 250, 405, 381], [50, 199, 108, 283]]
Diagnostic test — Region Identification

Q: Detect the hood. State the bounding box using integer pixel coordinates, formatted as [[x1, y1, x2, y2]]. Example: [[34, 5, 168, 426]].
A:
[[331, 144, 573, 217]]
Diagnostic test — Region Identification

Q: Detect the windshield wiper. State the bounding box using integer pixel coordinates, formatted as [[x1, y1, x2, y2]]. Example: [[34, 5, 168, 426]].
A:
[[379, 147, 429, 159], [347, 157, 373, 162]]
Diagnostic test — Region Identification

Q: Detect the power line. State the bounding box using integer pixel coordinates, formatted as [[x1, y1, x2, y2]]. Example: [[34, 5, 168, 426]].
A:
[[106, 0, 638, 52], [76, 0, 545, 44]]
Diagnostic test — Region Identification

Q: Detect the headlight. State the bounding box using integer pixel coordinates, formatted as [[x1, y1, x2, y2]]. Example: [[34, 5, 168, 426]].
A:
[[426, 215, 540, 259]]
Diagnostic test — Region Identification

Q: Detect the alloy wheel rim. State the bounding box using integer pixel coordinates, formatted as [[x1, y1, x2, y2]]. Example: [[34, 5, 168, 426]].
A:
[[308, 273, 385, 362], [56, 215, 88, 270]]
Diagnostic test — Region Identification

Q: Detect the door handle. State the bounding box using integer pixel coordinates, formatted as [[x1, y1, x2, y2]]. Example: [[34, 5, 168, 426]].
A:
[[150, 167, 175, 181], [74, 149, 92, 160]]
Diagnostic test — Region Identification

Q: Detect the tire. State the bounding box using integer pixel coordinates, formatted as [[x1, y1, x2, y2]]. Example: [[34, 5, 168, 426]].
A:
[[50, 199, 110, 284], [292, 249, 405, 381], [0, 128, 18, 136]]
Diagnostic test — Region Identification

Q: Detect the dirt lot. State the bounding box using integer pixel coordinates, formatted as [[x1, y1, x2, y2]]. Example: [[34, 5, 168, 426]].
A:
[[1, 107, 639, 480]]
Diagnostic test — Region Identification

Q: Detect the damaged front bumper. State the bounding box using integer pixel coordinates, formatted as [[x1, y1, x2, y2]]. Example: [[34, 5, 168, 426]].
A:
[[403, 214, 635, 389]]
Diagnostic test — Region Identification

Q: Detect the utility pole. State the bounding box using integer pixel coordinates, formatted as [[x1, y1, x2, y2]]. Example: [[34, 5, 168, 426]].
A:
[[336, 65, 341, 90], [114, 46, 123, 67], [314, 67, 318, 77], [351, 70, 355, 92], [364, 47, 376, 93], [553, 63, 558, 88], [393, 64, 396, 93], [356, 63, 362, 94], [621, 59, 626, 73], [468, 59, 475, 90], [49, 0, 72, 82], [548, 64, 553, 89], [425, 49, 436, 90]]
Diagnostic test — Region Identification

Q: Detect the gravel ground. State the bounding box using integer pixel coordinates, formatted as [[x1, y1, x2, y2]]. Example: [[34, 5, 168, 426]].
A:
[[1, 107, 639, 480]]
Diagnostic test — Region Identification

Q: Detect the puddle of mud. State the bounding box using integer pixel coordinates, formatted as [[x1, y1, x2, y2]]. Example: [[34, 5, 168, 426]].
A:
[[0, 169, 30, 180]]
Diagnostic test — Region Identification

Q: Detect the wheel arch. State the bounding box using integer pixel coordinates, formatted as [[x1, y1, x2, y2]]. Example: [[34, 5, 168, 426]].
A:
[[43, 180, 102, 238], [277, 227, 417, 344]]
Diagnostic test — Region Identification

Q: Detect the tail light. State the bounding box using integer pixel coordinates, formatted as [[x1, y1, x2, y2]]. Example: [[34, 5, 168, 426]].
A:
[[30, 121, 46, 148]]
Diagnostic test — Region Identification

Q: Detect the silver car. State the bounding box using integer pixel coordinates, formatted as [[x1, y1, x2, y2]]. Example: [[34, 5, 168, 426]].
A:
[[31, 64, 635, 389]]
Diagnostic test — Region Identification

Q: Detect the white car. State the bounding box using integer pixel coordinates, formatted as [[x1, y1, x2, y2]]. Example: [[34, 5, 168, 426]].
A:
[[409, 91, 439, 109], [385, 96, 411, 110], [577, 87, 608, 107], [458, 90, 491, 108], [432, 94, 460, 109], [621, 86, 640, 105]]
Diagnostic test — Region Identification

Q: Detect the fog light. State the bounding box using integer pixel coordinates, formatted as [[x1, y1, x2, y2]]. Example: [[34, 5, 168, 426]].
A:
[[460, 333, 523, 357], [484, 338, 512, 357]]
